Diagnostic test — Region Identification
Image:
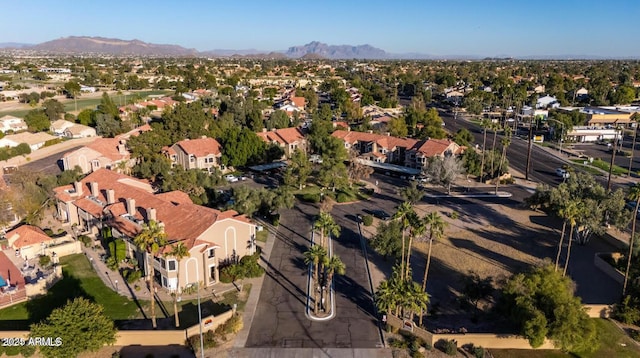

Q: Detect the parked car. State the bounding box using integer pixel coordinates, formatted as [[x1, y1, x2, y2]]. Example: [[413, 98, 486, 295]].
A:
[[224, 174, 239, 183], [555, 168, 569, 179], [371, 210, 391, 221]]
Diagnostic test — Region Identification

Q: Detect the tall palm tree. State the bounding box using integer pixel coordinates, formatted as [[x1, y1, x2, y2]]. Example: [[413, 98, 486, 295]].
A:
[[421, 212, 447, 292], [133, 220, 168, 329], [555, 202, 570, 272], [409, 281, 429, 325], [479, 119, 491, 182], [393, 202, 415, 280], [375, 279, 398, 315], [304, 245, 328, 315], [314, 211, 341, 249], [623, 183, 640, 295], [323, 255, 346, 310], [495, 126, 512, 193], [562, 201, 581, 277], [168, 242, 189, 328], [405, 212, 425, 280], [628, 113, 640, 176], [489, 122, 499, 178]]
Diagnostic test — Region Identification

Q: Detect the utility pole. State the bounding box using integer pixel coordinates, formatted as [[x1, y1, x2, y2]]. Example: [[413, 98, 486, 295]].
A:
[[525, 118, 533, 181]]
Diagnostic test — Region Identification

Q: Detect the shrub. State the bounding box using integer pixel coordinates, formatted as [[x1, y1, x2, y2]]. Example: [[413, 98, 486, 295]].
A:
[[44, 138, 63, 147], [613, 295, 640, 324], [39, 255, 51, 267], [106, 256, 119, 271], [78, 235, 92, 247], [187, 329, 218, 352], [301, 193, 321, 203], [362, 215, 373, 226], [336, 193, 349, 203], [215, 314, 243, 335], [437, 339, 457, 356], [472, 346, 485, 358], [629, 329, 640, 342], [108, 239, 126, 262], [43, 228, 54, 237], [123, 268, 142, 284]]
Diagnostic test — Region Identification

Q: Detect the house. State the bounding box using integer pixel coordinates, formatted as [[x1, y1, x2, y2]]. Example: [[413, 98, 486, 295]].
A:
[[50, 119, 76, 135], [53, 169, 257, 291], [331, 130, 463, 170], [61, 138, 131, 174], [0, 115, 28, 133], [80, 85, 96, 93], [536, 95, 559, 109], [0, 132, 57, 151], [445, 90, 464, 103], [5, 225, 53, 260], [257, 128, 307, 158], [533, 85, 546, 94], [290, 96, 306, 110], [63, 124, 97, 139], [168, 137, 222, 171]]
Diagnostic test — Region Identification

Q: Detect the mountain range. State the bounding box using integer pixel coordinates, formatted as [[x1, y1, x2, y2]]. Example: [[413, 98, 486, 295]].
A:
[[0, 36, 628, 60]]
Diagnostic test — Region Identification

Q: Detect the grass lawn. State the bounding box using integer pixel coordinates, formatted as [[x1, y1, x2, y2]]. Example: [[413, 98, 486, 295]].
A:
[[295, 183, 372, 203], [0, 254, 150, 330], [570, 158, 627, 176], [490, 319, 640, 358], [256, 230, 268, 243]]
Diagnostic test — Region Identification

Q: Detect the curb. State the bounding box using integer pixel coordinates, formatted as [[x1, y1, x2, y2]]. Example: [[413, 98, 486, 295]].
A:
[[357, 222, 386, 348], [305, 228, 336, 322]]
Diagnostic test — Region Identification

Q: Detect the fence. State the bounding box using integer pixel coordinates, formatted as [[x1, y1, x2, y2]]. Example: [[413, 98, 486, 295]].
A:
[[594, 252, 624, 285], [44, 239, 81, 257]]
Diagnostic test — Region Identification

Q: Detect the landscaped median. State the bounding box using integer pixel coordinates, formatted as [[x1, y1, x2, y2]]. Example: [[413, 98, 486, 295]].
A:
[[304, 211, 345, 321]]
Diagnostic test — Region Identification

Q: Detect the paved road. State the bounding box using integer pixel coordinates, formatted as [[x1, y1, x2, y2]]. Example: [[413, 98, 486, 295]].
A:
[[245, 202, 382, 348], [18, 146, 82, 175]]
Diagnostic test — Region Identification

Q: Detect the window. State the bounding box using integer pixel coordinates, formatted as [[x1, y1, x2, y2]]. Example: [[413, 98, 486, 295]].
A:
[[168, 260, 176, 271], [205, 157, 214, 163], [92, 160, 100, 168], [190, 155, 195, 163], [162, 276, 168, 287], [208, 248, 215, 258], [160, 258, 166, 269]]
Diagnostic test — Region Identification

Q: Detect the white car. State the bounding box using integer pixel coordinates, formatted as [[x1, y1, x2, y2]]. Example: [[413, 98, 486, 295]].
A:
[[224, 175, 239, 183], [555, 168, 569, 179]]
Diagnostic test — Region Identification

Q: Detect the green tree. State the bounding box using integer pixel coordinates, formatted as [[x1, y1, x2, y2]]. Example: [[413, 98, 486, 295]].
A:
[[398, 181, 423, 204], [454, 128, 474, 147], [499, 265, 598, 351], [168, 242, 190, 328], [95, 113, 130, 137], [24, 109, 50, 132], [134, 220, 168, 329], [283, 149, 312, 190], [372, 219, 403, 260], [393, 202, 415, 280], [421, 211, 447, 292], [29, 297, 116, 358], [266, 110, 290, 129], [76, 109, 96, 127], [323, 255, 346, 310], [219, 127, 266, 167], [63, 81, 81, 98], [42, 99, 65, 122], [97, 92, 119, 118], [495, 126, 512, 192], [425, 155, 463, 194], [388, 117, 408, 137], [628, 113, 640, 176], [478, 119, 491, 181]]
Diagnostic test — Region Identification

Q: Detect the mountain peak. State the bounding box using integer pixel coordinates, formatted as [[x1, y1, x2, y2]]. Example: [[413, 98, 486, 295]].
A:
[[30, 36, 197, 56], [286, 41, 387, 59]]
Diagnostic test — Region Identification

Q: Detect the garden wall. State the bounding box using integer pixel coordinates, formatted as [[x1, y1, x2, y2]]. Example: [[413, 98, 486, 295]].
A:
[[44, 240, 81, 257], [594, 252, 624, 285], [185, 309, 234, 338]]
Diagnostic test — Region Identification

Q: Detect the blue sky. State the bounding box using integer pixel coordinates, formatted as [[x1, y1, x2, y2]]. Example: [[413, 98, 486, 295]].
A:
[[1, 0, 638, 57]]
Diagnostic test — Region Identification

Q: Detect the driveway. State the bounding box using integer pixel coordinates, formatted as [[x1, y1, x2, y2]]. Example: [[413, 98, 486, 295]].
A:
[[245, 202, 382, 348]]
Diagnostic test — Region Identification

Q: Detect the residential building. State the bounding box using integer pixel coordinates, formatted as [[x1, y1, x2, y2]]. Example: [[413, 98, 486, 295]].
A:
[[63, 124, 97, 139], [0, 132, 57, 151], [0, 115, 27, 133], [53, 169, 257, 291], [50, 119, 75, 135], [331, 130, 463, 171], [168, 137, 222, 171], [257, 127, 307, 158], [536, 95, 559, 109], [5, 225, 53, 260], [80, 85, 97, 93], [61, 138, 131, 174]]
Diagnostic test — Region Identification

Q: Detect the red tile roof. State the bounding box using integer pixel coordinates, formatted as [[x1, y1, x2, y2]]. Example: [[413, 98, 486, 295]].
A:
[[174, 137, 221, 157], [53, 169, 252, 250], [5, 225, 51, 249], [257, 128, 305, 146], [85, 138, 129, 162], [411, 138, 462, 157], [291, 96, 306, 109], [0, 251, 25, 288], [331, 130, 418, 150]]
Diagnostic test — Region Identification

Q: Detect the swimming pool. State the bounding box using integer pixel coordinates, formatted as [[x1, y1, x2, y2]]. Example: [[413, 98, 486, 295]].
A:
[[0, 274, 7, 287]]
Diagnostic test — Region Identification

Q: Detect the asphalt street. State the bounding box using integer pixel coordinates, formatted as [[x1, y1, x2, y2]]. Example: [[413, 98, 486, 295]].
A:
[[14, 145, 83, 175], [245, 202, 382, 349]]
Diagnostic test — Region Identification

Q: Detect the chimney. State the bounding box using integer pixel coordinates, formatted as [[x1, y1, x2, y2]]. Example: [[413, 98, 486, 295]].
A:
[[73, 181, 83, 195], [117, 144, 127, 155], [106, 189, 115, 205], [158, 221, 165, 232], [126, 198, 136, 216], [271, 128, 277, 131], [201, 135, 207, 139], [148, 207, 157, 222], [262, 128, 267, 132], [90, 182, 99, 197]]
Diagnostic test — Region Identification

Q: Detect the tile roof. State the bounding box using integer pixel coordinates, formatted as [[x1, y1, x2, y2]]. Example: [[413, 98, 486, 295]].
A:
[[174, 137, 221, 157], [54, 169, 251, 250], [6, 225, 52, 249], [291, 96, 306, 109], [411, 138, 463, 157], [331, 130, 418, 150], [0, 251, 25, 287], [86, 138, 129, 161], [256, 127, 305, 146], [2, 132, 57, 146]]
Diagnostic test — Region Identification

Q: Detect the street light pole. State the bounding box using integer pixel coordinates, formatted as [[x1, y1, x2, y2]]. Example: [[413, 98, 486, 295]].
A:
[[526, 118, 533, 181], [607, 125, 621, 192]]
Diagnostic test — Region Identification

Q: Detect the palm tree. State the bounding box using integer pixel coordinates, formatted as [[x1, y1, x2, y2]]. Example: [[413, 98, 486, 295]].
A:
[[408, 281, 429, 325], [393, 202, 415, 280], [304, 245, 328, 315], [489, 122, 499, 179], [623, 183, 640, 295], [375, 279, 398, 315], [555, 202, 570, 272], [479, 119, 491, 182], [495, 126, 512, 193], [314, 211, 340, 249], [405, 212, 425, 280], [133, 220, 168, 329], [421, 212, 447, 292], [168, 242, 189, 328], [323, 255, 346, 311], [628, 113, 640, 176], [562, 201, 581, 277]]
